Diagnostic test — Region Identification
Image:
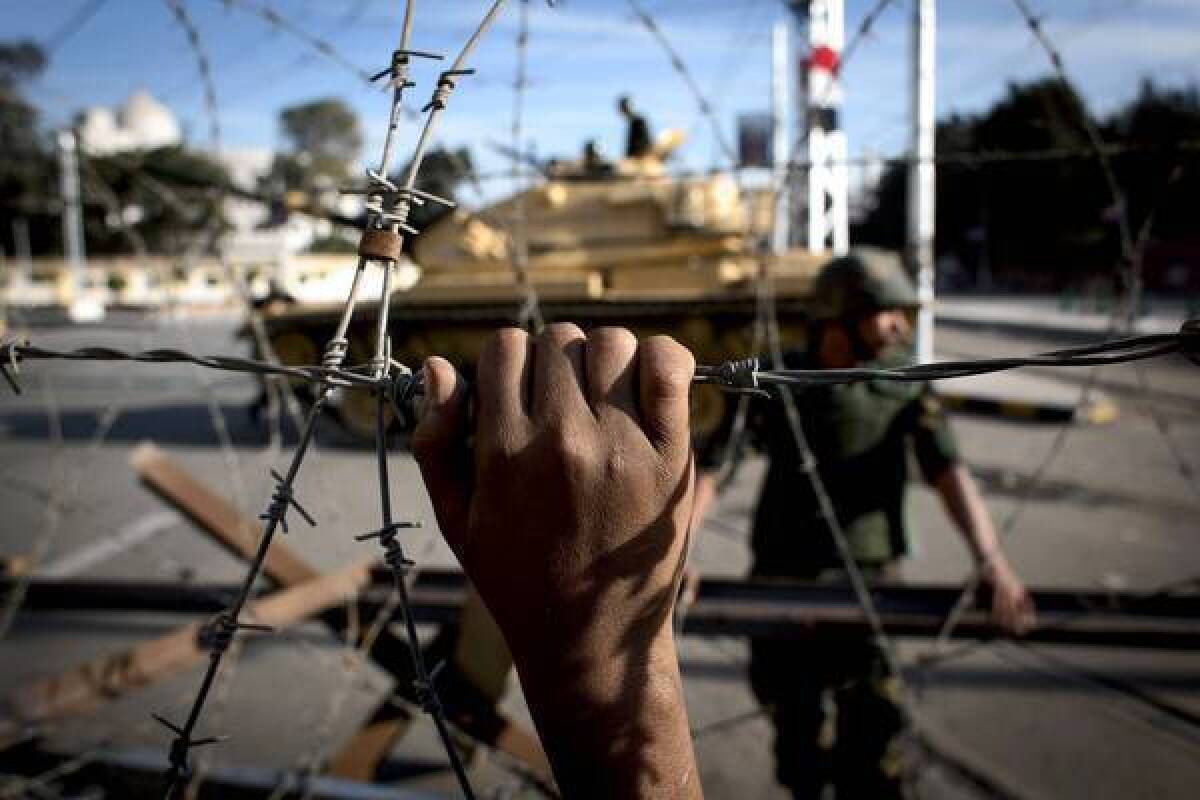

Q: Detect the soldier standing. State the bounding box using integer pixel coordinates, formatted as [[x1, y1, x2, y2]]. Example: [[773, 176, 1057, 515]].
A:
[[693, 249, 1035, 799], [617, 94, 653, 158]]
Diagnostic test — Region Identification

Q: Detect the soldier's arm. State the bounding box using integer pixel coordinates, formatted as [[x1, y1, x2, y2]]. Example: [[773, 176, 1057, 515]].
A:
[[933, 463, 1035, 635], [914, 390, 1035, 635], [412, 325, 702, 799]]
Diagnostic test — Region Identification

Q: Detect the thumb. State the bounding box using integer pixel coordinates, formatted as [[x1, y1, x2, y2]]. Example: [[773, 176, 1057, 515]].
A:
[[411, 357, 472, 561]]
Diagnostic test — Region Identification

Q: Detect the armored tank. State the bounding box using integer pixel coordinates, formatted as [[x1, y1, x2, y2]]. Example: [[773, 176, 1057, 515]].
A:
[[257, 147, 825, 442]]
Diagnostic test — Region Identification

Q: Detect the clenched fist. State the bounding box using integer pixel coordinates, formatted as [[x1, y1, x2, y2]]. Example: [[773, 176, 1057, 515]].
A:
[[412, 324, 702, 799]]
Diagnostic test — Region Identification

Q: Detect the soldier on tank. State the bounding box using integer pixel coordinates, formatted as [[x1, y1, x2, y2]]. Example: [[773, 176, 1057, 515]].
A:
[[617, 93, 653, 158], [692, 248, 1036, 799]]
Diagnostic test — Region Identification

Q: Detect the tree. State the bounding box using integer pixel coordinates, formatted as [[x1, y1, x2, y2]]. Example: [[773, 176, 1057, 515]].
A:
[[83, 145, 232, 255], [0, 40, 55, 256], [267, 97, 363, 193], [397, 145, 476, 252], [853, 77, 1200, 291]]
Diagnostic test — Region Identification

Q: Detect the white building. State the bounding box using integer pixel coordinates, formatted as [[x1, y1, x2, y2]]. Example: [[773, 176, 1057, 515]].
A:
[[77, 90, 182, 155]]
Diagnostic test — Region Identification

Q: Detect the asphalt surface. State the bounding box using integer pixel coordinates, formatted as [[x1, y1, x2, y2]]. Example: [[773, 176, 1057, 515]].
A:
[[1, 314, 1198, 799]]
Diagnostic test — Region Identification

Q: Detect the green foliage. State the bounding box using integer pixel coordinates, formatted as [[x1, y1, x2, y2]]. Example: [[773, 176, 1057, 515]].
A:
[[854, 77, 1200, 291], [83, 145, 233, 255], [266, 97, 363, 193], [0, 40, 56, 255], [397, 146, 476, 248]]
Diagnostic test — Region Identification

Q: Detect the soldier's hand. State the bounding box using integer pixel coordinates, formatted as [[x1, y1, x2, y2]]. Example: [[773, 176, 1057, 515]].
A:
[[985, 558, 1036, 635], [412, 325, 701, 797]]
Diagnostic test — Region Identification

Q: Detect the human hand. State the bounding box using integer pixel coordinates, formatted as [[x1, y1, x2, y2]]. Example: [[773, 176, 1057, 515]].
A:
[[983, 558, 1036, 636], [412, 324, 701, 797]]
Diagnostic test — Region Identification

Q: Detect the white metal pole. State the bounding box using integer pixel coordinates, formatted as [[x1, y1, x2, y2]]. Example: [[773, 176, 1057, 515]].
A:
[[57, 130, 90, 315], [771, 21, 791, 256], [13, 217, 32, 289], [909, 0, 936, 363], [58, 131, 86, 279]]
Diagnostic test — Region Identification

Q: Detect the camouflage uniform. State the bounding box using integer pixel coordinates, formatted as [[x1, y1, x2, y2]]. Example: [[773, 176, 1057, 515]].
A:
[[711, 250, 959, 799]]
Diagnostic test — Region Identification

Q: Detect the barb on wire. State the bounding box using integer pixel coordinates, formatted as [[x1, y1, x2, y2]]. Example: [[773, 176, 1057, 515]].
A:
[[221, 0, 377, 86], [696, 323, 1198, 392], [5, 323, 1194, 404], [1009, 0, 1137, 316], [164, 0, 221, 148], [509, 0, 544, 331]]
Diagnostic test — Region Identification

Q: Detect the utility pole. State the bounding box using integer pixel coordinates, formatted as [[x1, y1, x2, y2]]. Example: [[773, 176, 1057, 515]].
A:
[[908, 0, 936, 363], [58, 129, 101, 321], [771, 21, 791, 255], [792, 0, 849, 256]]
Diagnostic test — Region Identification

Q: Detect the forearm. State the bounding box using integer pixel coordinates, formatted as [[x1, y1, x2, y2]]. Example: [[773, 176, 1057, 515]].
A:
[[690, 470, 719, 532], [935, 463, 1003, 567], [516, 631, 700, 799]]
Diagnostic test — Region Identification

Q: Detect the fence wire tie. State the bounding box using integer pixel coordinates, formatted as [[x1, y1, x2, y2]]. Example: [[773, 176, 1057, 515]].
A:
[[0, 339, 22, 395], [389, 369, 424, 426], [260, 469, 315, 534], [196, 611, 274, 655], [370, 47, 444, 86], [696, 358, 768, 397], [413, 660, 448, 715], [152, 713, 227, 783], [422, 68, 475, 112]]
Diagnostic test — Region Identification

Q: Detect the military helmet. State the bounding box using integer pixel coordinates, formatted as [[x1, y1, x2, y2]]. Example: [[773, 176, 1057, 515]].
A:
[[808, 247, 918, 320]]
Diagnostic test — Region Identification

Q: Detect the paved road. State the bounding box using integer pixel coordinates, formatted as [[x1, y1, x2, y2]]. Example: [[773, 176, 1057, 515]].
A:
[[1, 316, 1197, 798]]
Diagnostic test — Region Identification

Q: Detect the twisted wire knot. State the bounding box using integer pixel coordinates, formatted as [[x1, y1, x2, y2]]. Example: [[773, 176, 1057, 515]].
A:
[[323, 338, 349, 371], [198, 612, 237, 655], [383, 537, 417, 576], [423, 77, 455, 112], [719, 357, 760, 389], [421, 68, 474, 113], [259, 469, 315, 534], [197, 612, 274, 655], [412, 662, 447, 715], [152, 713, 225, 788]]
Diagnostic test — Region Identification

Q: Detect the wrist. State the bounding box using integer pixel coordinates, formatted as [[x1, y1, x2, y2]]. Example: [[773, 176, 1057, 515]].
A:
[[514, 632, 697, 797]]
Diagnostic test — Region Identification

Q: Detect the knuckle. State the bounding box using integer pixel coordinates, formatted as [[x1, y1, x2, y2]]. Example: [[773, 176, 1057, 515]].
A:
[[483, 327, 528, 361], [641, 335, 695, 395], [591, 326, 637, 350], [536, 422, 596, 473], [540, 321, 585, 347]]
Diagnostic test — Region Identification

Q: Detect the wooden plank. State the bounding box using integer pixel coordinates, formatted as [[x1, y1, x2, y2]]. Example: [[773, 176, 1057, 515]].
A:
[[0, 559, 375, 749], [130, 442, 319, 586], [326, 703, 414, 781]]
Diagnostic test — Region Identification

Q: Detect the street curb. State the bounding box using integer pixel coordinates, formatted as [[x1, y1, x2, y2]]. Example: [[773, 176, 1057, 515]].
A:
[[936, 312, 1183, 344], [940, 392, 1119, 425]]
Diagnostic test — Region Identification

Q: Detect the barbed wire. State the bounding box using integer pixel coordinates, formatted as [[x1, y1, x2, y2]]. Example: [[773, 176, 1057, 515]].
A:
[[626, 0, 739, 169], [4, 1, 1199, 797], [5, 322, 1194, 403], [507, 0, 544, 332], [218, 0, 377, 87]]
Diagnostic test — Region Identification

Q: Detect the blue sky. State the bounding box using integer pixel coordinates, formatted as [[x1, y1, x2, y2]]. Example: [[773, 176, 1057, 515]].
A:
[[6, 0, 1199, 199]]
